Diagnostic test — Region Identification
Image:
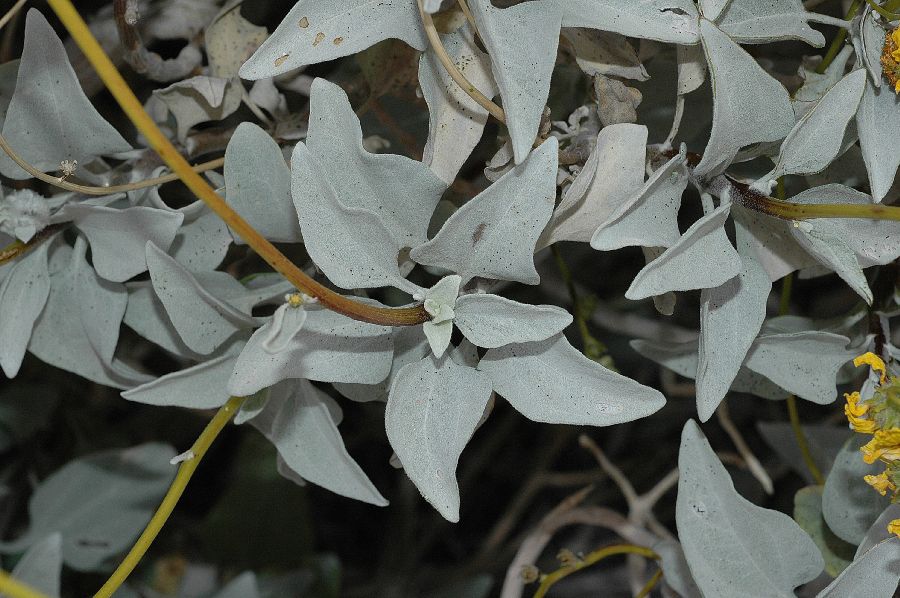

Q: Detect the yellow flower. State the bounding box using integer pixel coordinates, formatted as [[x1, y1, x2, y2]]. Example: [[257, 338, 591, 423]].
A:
[[861, 429, 900, 464], [864, 471, 896, 496], [885, 27, 900, 93], [845, 392, 877, 434], [889, 519, 900, 538], [854, 352, 887, 384], [892, 28, 900, 63]]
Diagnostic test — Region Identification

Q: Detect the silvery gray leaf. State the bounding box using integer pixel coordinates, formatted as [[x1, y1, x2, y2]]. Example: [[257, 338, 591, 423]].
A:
[[453, 293, 572, 349], [731, 204, 817, 282], [816, 538, 900, 598], [768, 69, 867, 180], [0, 443, 176, 571], [0, 10, 131, 179], [561, 29, 649, 81], [63, 204, 184, 282], [552, 0, 700, 44], [228, 305, 394, 396], [29, 239, 151, 389], [591, 149, 687, 250], [542, 124, 647, 246], [856, 78, 900, 202], [385, 354, 492, 521], [122, 352, 239, 409], [630, 337, 788, 402], [694, 19, 795, 177], [239, 0, 426, 80], [789, 185, 900, 267], [419, 26, 498, 184], [224, 122, 302, 244], [757, 422, 847, 485], [479, 333, 665, 425], [744, 331, 855, 404], [695, 220, 771, 421], [205, 2, 268, 79], [152, 76, 242, 141], [6, 533, 62, 598], [856, 504, 900, 559], [411, 138, 558, 285], [169, 208, 232, 271], [823, 434, 891, 545], [251, 379, 388, 506], [654, 539, 702, 598], [123, 281, 203, 359], [291, 141, 413, 291], [676, 43, 707, 96], [469, 0, 561, 163], [334, 325, 430, 404], [699, 0, 732, 21], [0, 242, 49, 378], [715, 0, 831, 46], [791, 222, 873, 304], [146, 242, 258, 355], [626, 204, 741, 301], [676, 421, 824, 597], [305, 78, 446, 250]]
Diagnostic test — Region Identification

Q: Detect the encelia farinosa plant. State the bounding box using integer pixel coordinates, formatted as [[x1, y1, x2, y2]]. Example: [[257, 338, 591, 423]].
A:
[[0, 0, 900, 596]]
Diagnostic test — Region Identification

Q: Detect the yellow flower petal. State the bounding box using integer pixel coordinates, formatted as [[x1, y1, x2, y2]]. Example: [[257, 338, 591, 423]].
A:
[[854, 352, 887, 384], [888, 519, 900, 538], [864, 472, 896, 496]]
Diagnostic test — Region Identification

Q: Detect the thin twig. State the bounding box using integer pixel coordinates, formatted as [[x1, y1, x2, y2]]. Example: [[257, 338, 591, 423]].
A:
[[93, 397, 246, 598], [532, 544, 660, 598], [0, 131, 225, 196], [717, 400, 774, 495], [416, 0, 506, 123], [579, 435, 638, 505], [456, 0, 482, 40], [0, 0, 27, 32], [0, 224, 67, 267], [635, 568, 664, 598]]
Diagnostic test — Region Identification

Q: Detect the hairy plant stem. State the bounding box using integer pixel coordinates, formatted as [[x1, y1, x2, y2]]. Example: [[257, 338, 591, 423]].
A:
[[0, 0, 26, 32], [416, 0, 506, 123], [816, 0, 863, 74], [866, 0, 900, 20], [531, 544, 660, 598], [93, 397, 246, 598], [0, 132, 225, 196], [456, 0, 482, 40], [46, 0, 428, 326], [724, 175, 900, 222]]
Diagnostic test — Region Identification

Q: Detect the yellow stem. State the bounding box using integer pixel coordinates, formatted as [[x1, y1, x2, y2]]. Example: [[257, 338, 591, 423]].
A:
[[416, 0, 506, 123], [93, 397, 246, 598], [0, 570, 49, 598], [634, 568, 664, 598], [0, 132, 225, 196], [46, 0, 428, 327], [532, 544, 659, 598]]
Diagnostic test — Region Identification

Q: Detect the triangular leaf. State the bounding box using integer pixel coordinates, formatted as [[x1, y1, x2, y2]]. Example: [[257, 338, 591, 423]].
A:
[[228, 305, 394, 396], [816, 538, 900, 598], [224, 122, 302, 244], [0, 10, 131, 179], [386, 354, 492, 521], [694, 19, 794, 177], [0, 242, 50, 378], [626, 204, 741, 300], [478, 333, 665, 425], [239, 0, 426, 80], [411, 138, 558, 285], [469, 0, 561, 164], [453, 293, 572, 349], [251, 380, 388, 506], [676, 420, 824, 597], [122, 352, 239, 409]]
